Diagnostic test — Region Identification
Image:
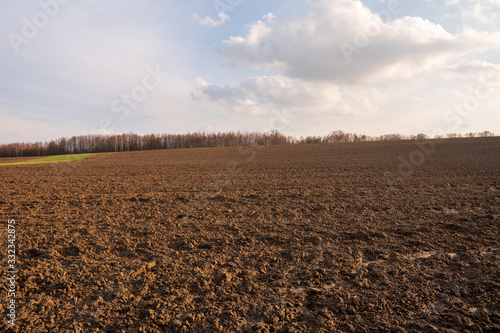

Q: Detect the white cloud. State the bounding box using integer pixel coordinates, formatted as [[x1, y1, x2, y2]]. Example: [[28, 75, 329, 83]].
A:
[[441, 61, 500, 79], [193, 12, 230, 27], [192, 74, 387, 119], [191, 0, 498, 126], [240, 76, 343, 111], [445, 0, 500, 24], [219, 0, 500, 85], [192, 77, 267, 116], [411, 97, 426, 106], [263, 13, 275, 23]]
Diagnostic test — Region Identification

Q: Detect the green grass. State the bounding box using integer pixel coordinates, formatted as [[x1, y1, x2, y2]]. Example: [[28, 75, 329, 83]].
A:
[[0, 153, 101, 166]]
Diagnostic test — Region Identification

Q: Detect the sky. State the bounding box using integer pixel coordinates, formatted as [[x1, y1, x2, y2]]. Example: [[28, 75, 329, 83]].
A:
[[0, 0, 499, 144]]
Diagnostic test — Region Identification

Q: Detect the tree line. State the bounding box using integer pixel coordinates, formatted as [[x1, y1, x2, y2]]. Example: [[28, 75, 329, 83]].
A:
[[0, 130, 495, 158]]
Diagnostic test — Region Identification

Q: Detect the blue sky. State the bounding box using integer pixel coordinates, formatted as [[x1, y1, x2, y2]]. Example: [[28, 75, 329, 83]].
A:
[[1, 0, 499, 143]]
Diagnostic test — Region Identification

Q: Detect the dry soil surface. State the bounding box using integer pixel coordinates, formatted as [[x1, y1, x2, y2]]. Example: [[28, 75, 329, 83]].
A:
[[0, 138, 499, 332]]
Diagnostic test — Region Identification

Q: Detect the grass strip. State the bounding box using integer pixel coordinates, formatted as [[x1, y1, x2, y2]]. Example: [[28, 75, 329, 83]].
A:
[[0, 153, 100, 166]]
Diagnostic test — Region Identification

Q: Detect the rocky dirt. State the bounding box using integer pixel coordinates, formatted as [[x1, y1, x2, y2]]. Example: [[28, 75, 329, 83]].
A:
[[1, 138, 499, 332]]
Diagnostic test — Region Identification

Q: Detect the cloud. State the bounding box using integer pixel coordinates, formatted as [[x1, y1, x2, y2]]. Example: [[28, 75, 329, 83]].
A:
[[193, 12, 230, 27], [445, 0, 500, 24], [192, 77, 266, 116], [411, 97, 426, 106], [192, 75, 386, 118], [263, 13, 275, 23], [218, 0, 500, 85], [441, 61, 500, 79], [190, 0, 500, 136]]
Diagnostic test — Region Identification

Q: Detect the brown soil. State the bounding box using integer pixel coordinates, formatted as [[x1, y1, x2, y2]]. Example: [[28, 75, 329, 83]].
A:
[[1, 138, 499, 332]]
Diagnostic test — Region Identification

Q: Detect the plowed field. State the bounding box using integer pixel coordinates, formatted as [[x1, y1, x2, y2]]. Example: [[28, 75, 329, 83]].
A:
[[1, 138, 499, 332]]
